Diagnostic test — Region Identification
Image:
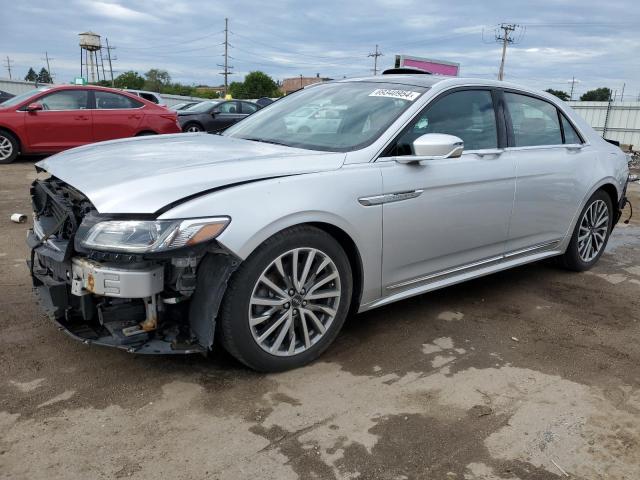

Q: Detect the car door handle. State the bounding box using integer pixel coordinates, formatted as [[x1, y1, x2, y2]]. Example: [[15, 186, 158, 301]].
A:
[[74, 115, 89, 121], [476, 149, 504, 157]]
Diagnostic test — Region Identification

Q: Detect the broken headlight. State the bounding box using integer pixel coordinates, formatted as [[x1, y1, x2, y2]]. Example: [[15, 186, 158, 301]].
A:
[[79, 217, 230, 253]]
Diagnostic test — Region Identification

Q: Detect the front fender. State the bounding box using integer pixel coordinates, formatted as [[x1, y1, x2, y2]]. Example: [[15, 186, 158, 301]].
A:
[[159, 165, 384, 305]]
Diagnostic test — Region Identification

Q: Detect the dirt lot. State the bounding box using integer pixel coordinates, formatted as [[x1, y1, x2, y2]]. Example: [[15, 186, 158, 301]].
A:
[[1, 157, 640, 480]]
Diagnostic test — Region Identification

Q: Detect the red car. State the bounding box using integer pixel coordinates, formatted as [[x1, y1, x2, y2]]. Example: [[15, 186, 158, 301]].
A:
[[0, 85, 181, 164]]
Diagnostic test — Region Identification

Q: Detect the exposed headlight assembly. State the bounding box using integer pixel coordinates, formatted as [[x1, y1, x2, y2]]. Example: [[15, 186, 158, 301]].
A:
[[79, 217, 230, 253]]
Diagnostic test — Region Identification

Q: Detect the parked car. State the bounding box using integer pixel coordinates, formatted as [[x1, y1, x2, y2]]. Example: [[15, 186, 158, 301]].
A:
[[177, 99, 260, 133], [255, 97, 275, 108], [125, 89, 165, 106], [284, 105, 347, 133], [169, 101, 199, 111], [27, 75, 629, 372], [0, 89, 14, 103], [0, 85, 181, 163]]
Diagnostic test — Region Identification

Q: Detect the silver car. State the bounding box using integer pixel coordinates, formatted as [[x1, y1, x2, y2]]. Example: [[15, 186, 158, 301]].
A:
[[28, 75, 629, 371]]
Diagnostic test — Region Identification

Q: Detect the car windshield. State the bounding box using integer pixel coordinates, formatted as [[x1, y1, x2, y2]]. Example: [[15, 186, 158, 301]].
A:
[[223, 82, 427, 152], [184, 101, 220, 113], [0, 87, 51, 107]]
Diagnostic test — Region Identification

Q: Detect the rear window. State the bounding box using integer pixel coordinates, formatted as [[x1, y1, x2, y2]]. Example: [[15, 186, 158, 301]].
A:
[[561, 114, 583, 144], [139, 93, 159, 103]]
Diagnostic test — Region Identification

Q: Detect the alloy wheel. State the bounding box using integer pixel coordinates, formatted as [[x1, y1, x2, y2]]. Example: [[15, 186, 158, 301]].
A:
[[248, 247, 341, 356], [186, 125, 202, 132], [578, 199, 609, 262], [0, 135, 13, 161]]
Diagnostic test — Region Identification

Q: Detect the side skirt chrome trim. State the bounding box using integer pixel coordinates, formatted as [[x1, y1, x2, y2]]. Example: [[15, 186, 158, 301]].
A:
[[386, 239, 562, 291], [361, 249, 562, 312], [359, 189, 423, 206]]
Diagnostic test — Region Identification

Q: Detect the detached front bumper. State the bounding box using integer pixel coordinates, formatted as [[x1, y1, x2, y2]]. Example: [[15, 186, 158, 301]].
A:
[[28, 230, 206, 355]]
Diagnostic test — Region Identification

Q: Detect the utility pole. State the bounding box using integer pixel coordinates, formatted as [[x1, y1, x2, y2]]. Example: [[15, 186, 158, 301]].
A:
[[42, 52, 53, 80], [105, 38, 115, 86], [620, 83, 625, 102], [4, 56, 14, 80], [218, 18, 233, 97], [568, 76, 579, 101], [495, 23, 519, 81], [368, 44, 383, 75]]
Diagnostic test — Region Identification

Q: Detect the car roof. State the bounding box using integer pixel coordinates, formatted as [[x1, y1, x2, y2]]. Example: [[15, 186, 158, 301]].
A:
[[335, 74, 559, 101]]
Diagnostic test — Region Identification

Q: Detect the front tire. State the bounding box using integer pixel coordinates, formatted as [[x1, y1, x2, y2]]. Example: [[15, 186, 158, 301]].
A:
[[560, 190, 613, 271], [0, 130, 19, 164], [219, 226, 352, 372]]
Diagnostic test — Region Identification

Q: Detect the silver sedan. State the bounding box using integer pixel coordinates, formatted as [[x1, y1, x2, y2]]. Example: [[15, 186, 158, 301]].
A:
[[29, 74, 629, 371]]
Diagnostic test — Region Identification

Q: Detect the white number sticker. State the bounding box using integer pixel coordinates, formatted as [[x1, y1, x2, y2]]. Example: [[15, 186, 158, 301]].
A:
[[369, 89, 421, 101]]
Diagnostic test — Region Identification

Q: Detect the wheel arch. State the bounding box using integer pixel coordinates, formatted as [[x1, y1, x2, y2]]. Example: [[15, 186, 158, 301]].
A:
[[307, 221, 364, 315], [135, 129, 158, 136], [560, 177, 624, 252], [0, 126, 23, 152]]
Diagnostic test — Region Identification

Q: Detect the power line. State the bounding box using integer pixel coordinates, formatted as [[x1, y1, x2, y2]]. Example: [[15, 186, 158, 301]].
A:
[[117, 30, 225, 50], [368, 45, 383, 75], [4, 56, 14, 80]]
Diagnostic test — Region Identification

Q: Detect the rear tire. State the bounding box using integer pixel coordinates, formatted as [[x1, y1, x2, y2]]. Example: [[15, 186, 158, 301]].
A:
[[560, 190, 613, 271], [218, 226, 352, 372], [136, 131, 157, 136], [183, 123, 203, 133], [0, 130, 19, 164]]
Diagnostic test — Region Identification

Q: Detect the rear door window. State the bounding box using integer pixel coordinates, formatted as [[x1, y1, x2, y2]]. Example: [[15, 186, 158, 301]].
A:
[[505, 92, 562, 147], [95, 91, 143, 109], [242, 102, 258, 114]]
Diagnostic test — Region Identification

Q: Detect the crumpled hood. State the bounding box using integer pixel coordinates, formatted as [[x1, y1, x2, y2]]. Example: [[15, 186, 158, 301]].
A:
[[37, 133, 345, 214]]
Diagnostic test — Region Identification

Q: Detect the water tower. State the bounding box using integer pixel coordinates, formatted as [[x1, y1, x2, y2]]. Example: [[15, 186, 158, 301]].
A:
[[79, 31, 104, 83]]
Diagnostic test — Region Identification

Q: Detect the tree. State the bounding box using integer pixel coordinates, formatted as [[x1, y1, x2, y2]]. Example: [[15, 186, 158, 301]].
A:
[[228, 81, 247, 99], [580, 88, 611, 102], [545, 89, 570, 102], [114, 71, 145, 89], [37, 68, 53, 84], [228, 71, 280, 99], [144, 69, 171, 92], [24, 68, 37, 82]]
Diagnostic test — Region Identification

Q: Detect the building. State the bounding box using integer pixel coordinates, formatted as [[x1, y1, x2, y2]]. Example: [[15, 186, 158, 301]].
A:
[[280, 74, 331, 95]]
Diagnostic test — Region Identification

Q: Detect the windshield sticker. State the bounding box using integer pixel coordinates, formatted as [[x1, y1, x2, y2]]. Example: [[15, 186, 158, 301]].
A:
[[369, 89, 421, 101]]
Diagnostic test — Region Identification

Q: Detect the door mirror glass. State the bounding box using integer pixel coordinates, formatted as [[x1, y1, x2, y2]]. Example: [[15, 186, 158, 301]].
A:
[[396, 133, 463, 163], [26, 102, 43, 112]]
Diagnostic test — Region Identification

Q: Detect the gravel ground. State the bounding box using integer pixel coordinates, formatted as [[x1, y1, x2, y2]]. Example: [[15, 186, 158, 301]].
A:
[[1, 157, 639, 480]]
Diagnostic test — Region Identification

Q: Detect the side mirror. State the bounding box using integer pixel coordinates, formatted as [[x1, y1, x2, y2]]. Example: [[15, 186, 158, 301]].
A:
[[26, 102, 43, 112], [396, 133, 464, 164]]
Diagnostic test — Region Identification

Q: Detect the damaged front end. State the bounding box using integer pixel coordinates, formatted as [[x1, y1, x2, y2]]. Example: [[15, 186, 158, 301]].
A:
[[28, 176, 238, 354]]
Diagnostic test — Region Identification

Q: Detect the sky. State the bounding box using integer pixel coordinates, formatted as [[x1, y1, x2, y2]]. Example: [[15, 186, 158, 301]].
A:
[[1, 0, 639, 100]]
